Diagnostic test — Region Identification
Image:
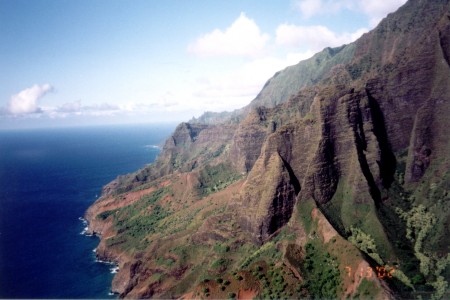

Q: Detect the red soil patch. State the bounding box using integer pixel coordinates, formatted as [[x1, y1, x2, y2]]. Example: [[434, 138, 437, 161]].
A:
[[343, 260, 377, 298], [160, 194, 173, 206], [95, 187, 157, 213], [238, 289, 257, 300], [311, 207, 337, 243], [178, 291, 194, 300], [159, 180, 172, 187], [92, 179, 172, 215], [311, 207, 319, 219]]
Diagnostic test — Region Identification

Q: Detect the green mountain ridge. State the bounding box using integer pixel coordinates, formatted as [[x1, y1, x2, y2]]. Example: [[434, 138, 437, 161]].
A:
[[85, 0, 450, 298]]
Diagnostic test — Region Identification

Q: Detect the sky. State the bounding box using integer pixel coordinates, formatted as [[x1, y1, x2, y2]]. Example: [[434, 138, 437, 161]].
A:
[[0, 0, 407, 129]]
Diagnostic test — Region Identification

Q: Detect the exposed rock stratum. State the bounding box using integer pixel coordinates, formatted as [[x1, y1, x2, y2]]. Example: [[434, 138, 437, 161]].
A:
[[86, 1, 450, 298]]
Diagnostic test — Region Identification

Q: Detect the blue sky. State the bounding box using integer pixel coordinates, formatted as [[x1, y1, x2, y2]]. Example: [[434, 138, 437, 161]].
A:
[[0, 0, 407, 129]]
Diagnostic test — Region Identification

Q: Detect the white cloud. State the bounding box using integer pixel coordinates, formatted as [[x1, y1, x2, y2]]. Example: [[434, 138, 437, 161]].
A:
[[189, 50, 317, 112], [295, 0, 323, 19], [8, 84, 53, 115], [294, 0, 352, 19], [57, 100, 83, 113], [285, 50, 316, 63], [188, 12, 270, 57], [359, 0, 407, 27], [184, 11, 355, 113], [183, 10, 374, 115], [37, 100, 123, 119], [3, 88, 193, 122], [294, 0, 407, 27], [276, 24, 367, 52]]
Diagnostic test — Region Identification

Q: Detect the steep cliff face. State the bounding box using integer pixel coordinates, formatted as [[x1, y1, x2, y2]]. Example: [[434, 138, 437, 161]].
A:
[[86, 1, 450, 298], [104, 122, 239, 195], [157, 122, 237, 173], [240, 0, 449, 295], [236, 151, 300, 243], [229, 107, 271, 173], [237, 0, 450, 238]]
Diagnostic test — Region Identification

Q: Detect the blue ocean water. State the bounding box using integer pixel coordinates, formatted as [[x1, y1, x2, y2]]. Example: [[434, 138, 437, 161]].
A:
[[0, 124, 175, 298]]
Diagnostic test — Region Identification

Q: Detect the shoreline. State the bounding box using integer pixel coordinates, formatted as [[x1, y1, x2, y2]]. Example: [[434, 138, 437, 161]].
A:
[[79, 216, 120, 270], [82, 203, 133, 296]]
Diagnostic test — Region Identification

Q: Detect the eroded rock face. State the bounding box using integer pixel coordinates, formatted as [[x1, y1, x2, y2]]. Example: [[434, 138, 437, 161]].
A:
[[230, 107, 271, 173], [237, 152, 300, 243], [234, 0, 450, 239], [85, 1, 450, 297], [158, 122, 237, 173]]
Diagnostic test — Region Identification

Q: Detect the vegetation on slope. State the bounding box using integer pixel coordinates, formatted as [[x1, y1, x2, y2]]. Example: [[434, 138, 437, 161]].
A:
[[85, 0, 450, 298]]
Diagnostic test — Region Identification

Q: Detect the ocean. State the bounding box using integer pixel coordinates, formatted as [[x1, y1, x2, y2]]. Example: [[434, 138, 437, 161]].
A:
[[0, 124, 175, 298]]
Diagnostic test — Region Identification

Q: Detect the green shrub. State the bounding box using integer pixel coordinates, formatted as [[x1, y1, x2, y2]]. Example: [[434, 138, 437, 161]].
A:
[[97, 209, 117, 220], [198, 163, 242, 196], [213, 243, 230, 253], [397, 205, 436, 276], [348, 226, 383, 265], [212, 258, 229, 269], [300, 242, 341, 299]]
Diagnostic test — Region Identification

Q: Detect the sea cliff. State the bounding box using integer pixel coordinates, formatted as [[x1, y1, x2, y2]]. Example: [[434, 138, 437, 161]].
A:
[[86, 0, 450, 298]]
